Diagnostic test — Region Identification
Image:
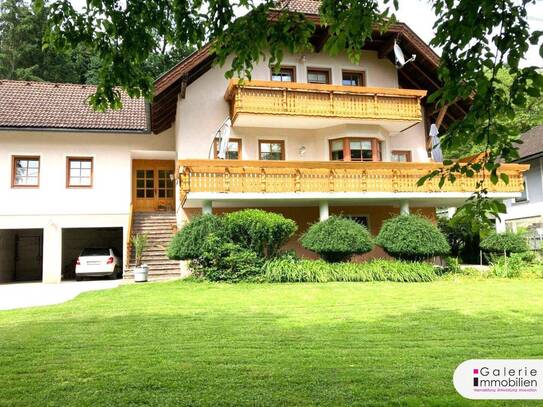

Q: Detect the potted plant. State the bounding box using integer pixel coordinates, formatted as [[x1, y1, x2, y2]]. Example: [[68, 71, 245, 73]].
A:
[[131, 233, 149, 282]]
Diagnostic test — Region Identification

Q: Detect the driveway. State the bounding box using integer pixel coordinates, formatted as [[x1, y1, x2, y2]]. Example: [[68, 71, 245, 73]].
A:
[[0, 280, 121, 311]]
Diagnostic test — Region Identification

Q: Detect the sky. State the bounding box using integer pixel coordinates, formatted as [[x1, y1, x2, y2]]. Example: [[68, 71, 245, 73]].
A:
[[69, 0, 543, 67]]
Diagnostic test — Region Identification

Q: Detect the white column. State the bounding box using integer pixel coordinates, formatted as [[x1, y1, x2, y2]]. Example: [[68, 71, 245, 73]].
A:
[[447, 207, 457, 218], [319, 201, 329, 221], [42, 222, 62, 283], [202, 200, 213, 215], [400, 200, 410, 215]]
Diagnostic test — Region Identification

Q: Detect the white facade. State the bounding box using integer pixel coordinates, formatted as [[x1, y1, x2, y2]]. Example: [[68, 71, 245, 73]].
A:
[[0, 128, 175, 282]]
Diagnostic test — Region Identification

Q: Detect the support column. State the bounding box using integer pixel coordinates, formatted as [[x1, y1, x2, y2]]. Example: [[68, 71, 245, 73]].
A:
[[447, 207, 457, 219], [42, 222, 62, 283], [400, 200, 410, 215], [202, 200, 213, 215], [319, 201, 329, 221]]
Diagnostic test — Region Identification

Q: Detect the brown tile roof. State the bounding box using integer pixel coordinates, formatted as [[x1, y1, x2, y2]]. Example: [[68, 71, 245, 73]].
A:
[[517, 125, 543, 160], [275, 0, 320, 14], [0, 80, 148, 132]]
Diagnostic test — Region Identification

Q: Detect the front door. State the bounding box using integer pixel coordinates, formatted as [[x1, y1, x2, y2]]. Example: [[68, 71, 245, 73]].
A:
[[133, 160, 175, 211]]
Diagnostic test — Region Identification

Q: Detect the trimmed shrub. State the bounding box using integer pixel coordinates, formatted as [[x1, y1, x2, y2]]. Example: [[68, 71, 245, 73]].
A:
[[224, 209, 297, 258], [263, 257, 437, 283], [480, 231, 529, 255], [376, 214, 450, 261], [167, 214, 225, 260], [192, 234, 264, 282], [300, 216, 374, 262]]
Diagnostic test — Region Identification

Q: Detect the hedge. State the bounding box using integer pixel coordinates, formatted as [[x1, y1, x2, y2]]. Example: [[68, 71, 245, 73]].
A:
[[480, 231, 529, 255]]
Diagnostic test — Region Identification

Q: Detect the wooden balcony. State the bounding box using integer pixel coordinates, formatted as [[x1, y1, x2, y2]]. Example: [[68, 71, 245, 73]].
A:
[[179, 160, 528, 203], [224, 80, 427, 130]]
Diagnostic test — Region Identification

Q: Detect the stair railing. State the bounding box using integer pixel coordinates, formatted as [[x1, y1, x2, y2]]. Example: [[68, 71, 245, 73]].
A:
[[125, 203, 134, 270]]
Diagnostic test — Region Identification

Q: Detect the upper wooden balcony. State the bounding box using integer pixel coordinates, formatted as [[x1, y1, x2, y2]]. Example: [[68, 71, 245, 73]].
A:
[[224, 79, 427, 131], [178, 160, 528, 204]]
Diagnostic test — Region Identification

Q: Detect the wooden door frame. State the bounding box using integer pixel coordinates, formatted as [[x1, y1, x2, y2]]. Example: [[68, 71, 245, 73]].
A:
[[132, 160, 176, 212]]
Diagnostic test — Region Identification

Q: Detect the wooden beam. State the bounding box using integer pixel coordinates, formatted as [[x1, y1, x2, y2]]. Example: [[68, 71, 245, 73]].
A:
[[404, 62, 441, 90], [179, 74, 188, 99], [435, 104, 449, 128]]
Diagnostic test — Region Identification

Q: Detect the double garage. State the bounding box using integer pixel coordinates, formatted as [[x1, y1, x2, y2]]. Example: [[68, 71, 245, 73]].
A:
[[0, 227, 123, 283]]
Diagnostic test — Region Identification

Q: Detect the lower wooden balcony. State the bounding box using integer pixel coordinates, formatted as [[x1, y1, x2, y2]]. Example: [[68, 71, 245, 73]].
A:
[[179, 160, 528, 205]]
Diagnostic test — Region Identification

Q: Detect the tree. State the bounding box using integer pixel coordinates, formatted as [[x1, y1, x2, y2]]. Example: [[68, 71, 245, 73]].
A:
[[37, 0, 543, 216]]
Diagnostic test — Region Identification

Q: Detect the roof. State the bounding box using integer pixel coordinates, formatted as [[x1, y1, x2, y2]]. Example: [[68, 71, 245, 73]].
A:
[[517, 125, 543, 160], [151, 4, 461, 135], [0, 80, 148, 132], [274, 0, 320, 14]]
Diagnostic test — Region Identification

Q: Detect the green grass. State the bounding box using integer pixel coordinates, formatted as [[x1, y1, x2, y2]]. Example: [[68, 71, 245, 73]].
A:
[[1, 279, 543, 406]]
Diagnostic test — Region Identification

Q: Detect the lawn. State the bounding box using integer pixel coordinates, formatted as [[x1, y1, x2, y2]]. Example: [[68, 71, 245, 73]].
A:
[[1, 279, 543, 406]]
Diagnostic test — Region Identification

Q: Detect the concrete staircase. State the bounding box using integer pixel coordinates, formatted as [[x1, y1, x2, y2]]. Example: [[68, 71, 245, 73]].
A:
[[124, 212, 181, 281]]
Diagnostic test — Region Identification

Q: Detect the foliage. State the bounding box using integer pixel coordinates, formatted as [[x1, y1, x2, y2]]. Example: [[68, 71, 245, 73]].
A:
[[438, 209, 492, 264], [376, 215, 450, 261], [443, 256, 462, 274], [300, 216, 374, 262], [223, 209, 297, 258], [489, 253, 525, 278], [167, 214, 225, 261], [191, 234, 263, 282], [263, 257, 437, 283], [480, 231, 529, 255], [131, 233, 148, 267]]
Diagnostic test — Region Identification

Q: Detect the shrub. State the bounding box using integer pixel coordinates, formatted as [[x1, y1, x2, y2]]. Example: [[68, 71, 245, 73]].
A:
[[489, 253, 525, 278], [300, 216, 374, 262], [480, 231, 529, 255], [167, 214, 225, 260], [263, 257, 437, 283], [376, 214, 450, 261], [192, 234, 264, 282], [223, 209, 297, 258]]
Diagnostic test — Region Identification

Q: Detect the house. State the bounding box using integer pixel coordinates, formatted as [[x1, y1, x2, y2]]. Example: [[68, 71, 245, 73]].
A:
[[496, 125, 543, 247], [0, 0, 528, 283]]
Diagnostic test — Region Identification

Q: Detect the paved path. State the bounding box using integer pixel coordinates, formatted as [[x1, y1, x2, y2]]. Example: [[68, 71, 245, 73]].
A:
[[0, 280, 121, 311]]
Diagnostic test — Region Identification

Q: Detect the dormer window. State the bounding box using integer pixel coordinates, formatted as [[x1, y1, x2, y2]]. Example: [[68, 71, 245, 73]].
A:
[[329, 138, 381, 162]]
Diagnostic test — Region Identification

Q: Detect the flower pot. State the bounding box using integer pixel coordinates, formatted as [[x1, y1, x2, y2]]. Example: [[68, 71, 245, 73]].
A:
[[133, 264, 149, 283]]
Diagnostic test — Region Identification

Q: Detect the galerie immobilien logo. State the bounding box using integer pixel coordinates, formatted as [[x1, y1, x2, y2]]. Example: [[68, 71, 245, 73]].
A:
[[454, 360, 543, 400]]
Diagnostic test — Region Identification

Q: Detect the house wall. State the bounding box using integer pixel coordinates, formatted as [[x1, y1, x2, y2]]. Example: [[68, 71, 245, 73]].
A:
[[175, 50, 430, 163], [0, 128, 175, 282]]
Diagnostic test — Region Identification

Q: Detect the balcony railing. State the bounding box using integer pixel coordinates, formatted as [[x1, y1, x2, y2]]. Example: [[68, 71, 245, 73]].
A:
[[224, 79, 427, 123], [179, 160, 528, 203]]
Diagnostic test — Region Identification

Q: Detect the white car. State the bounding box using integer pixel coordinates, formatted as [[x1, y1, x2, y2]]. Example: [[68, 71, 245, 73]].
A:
[[75, 248, 121, 280]]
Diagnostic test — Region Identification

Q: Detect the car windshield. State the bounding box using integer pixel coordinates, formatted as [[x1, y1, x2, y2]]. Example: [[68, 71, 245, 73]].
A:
[[80, 248, 110, 256]]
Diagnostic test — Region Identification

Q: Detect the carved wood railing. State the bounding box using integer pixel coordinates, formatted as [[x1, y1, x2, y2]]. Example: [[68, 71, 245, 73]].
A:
[[224, 79, 427, 123], [179, 160, 528, 204]]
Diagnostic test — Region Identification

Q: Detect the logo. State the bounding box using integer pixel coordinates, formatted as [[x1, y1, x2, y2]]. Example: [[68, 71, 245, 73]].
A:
[[454, 360, 543, 399]]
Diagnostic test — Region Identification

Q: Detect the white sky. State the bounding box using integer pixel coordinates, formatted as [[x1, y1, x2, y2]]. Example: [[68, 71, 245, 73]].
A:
[[69, 0, 543, 67]]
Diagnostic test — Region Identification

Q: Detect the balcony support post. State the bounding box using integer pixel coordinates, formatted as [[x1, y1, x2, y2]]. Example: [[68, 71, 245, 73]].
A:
[[202, 200, 213, 215], [400, 200, 410, 215], [319, 201, 330, 222]]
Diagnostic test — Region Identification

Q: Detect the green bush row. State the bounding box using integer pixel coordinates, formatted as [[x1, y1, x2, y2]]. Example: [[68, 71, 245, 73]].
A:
[[263, 257, 438, 283]]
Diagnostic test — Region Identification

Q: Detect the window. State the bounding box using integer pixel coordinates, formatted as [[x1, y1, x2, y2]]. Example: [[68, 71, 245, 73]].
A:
[[342, 71, 365, 86], [391, 150, 412, 163], [307, 68, 331, 84], [347, 215, 369, 229], [271, 66, 295, 82], [67, 157, 93, 187], [329, 138, 381, 162], [12, 156, 40, 187], [515, 180, 528, 203], [214, 138, 242, 160], [259, 140, 285, 160]]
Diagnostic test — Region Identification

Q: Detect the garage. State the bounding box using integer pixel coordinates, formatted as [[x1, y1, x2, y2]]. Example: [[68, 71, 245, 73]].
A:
[[61, 227, 124, 280], [0, 229, 44, 283]]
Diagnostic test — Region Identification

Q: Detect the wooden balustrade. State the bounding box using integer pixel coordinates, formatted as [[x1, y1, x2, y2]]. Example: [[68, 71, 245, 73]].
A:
[[179, 160, 528, 204], [224, 79, 427, 123]]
